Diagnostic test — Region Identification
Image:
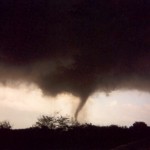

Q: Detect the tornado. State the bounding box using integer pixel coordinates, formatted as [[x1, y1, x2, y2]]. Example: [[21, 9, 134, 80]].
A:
[[74, 96, 89, 120]]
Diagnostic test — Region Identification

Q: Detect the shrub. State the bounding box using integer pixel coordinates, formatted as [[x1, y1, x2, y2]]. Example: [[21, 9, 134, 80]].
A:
[[33, 115, 79, 130], [0, 121, 12, 129], [131, 121, 148, 130]]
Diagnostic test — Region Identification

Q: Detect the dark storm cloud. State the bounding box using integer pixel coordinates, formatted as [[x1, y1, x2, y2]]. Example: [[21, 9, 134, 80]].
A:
[[0, 0, 150, 117]]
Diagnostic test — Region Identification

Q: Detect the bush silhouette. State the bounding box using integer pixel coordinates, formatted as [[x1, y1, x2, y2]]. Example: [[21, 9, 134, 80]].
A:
[[0, 121, 12, 129], [34, 115, 56, 129], [33, 115, 78, 130], [132, 121, 148, 130]]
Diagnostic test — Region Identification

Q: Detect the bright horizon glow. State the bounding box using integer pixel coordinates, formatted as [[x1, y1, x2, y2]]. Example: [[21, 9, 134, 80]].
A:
[[0, 83, 150, 128]]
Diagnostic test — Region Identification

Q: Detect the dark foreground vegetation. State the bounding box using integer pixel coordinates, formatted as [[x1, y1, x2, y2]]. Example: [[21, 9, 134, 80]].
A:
[[0, 117, 150, 150]]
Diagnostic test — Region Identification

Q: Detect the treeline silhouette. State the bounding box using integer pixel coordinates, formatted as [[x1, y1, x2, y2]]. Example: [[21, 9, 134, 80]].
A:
[[0, 116, 150, 150]]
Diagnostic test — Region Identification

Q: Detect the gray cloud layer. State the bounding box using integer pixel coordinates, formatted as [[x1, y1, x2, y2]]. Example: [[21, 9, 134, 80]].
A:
[[0, 0, 149, 117]]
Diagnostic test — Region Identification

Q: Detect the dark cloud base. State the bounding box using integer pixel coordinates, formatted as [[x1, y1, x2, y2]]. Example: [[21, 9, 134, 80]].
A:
[[0, 0, 149, 118]]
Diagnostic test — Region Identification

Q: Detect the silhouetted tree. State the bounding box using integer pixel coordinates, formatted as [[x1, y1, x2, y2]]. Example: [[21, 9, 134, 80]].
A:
[[34, 115, 56, 129], [131, 121, 148, 130], [0, 121, 12, 129], [33, 115, 79, 130], [55, 116, 70, 130]]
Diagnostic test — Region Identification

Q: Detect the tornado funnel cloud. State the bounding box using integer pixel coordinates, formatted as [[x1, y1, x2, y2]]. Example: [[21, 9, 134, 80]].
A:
[[75, 97, 88, 120]]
